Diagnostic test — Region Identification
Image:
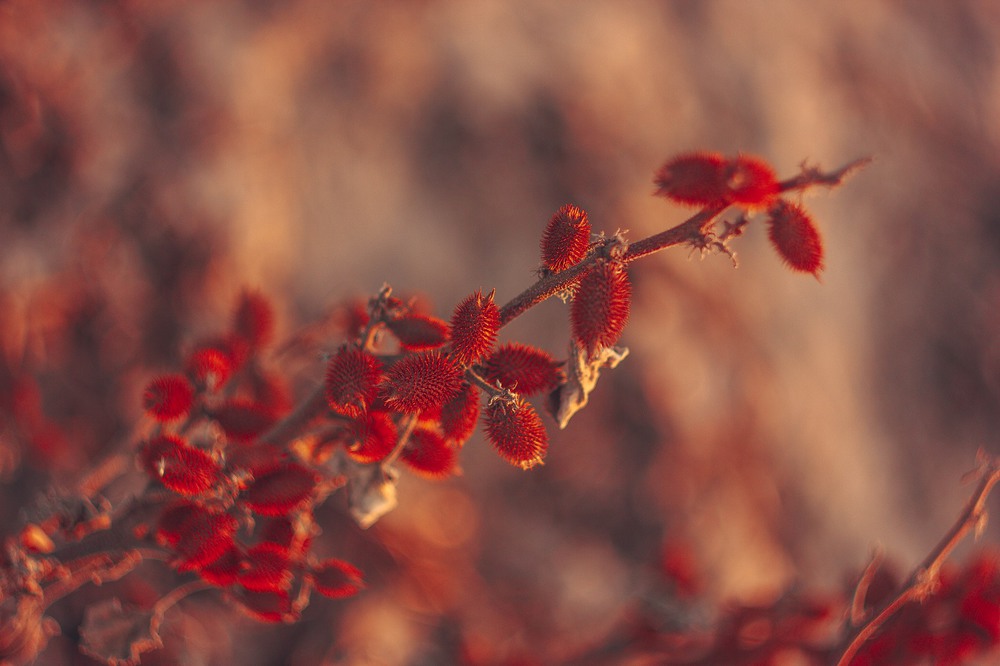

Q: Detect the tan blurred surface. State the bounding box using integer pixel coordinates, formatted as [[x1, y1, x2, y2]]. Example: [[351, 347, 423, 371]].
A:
[[4, 0, 1000, 663]]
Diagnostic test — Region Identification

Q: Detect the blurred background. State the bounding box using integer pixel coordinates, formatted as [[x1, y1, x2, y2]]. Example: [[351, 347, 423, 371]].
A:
[[3, 0, 1000, 663]]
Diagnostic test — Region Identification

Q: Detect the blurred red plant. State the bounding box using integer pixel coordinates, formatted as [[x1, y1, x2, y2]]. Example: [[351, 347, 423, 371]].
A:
[[12, 151, 997, 666]]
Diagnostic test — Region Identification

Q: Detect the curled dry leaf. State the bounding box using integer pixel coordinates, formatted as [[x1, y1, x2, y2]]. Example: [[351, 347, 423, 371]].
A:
[[547, 342, 629, 429]]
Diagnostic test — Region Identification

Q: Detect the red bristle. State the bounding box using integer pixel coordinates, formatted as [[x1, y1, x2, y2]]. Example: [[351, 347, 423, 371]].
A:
[[258, 516, 295, 552], [257, 515, 313, 559], [484, 397, 548, 470], [570, 260, 632, 359], [142, 374, 194, 421], [725, 154, 779, 207], [171, 509, 239, 572], [156, 501, 201, 547], [213, 399, 277, 444], [653, 152, 729, 207], [541, 204, 592, 272], [482, 343, 564, 396], [233, 589, 294, 623], [233, 289, 275, 349], [344, 411, 398, 463], [449, 290, 500, 366], [186, 346, 233, 391], [435, 382, 480, 445], [766, 200, 824, 276], [325, 347, 383, 418], [242, 462, 318, 516], [382, 351, 463, 413], [139, 434, 219, 496], [198, 544, 243, 587], [387, 313, 451, 351], [310, 559, 364, 599], [239, 542, 292, 592], [401, 428, 457, 479]]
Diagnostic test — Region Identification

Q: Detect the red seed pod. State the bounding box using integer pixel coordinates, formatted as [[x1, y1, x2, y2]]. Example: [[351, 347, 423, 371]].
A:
[[382, 351, 463, 413], [725, 154, 779, 207], [401, 428, 457, 479], [325, 347, 383, 418], [234, 289, 275, 349], [484, 397, 548, 470], [482, 343, 564, 396], [142, 374, 194, 421], [257, 515, 313, 559], [310, 559, 364, 599], [344, 411, 398, 463], [186, 346, 233, 391], [653, 152, 729, 207], [249, 371, 293, 418], [766, 200, 824, 276], [387, 313, 451, 352], [234, 589, 294, 623], [449, 289, 500, 366], [571, 260, 632, 359], [162, 506, 239, 572], [434, 382, 480, 445], [198, 544, 243, 587], [239, 543, 292, 592], [156, 501, 202, 546], [242, 462, 318, 516], [213, 399, 277, 444], [541, 204, 592, 272], [139, 434, 219, 496]]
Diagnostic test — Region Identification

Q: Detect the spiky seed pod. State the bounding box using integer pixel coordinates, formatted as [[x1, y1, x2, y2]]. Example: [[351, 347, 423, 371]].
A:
[[198, 545, 243, 587], [449, 290, 500, 366], [401, 428, 457, 479], [767, 200, 824, 276], [156, 501, 201, 546], [484, 397, 548, 470], [249, 371, 293, 418], [233, 289, 275, 349], [258, 515, 313, 559], [325, 347, 383, 418], [345, 411, 398, 463], [158, 504, 238, 572], [725, 154, 779, 207], [434, 382, 480, 445], [233, 589, 294, 623], [239, 543, 293, 592], [142, 374, 194, 421], [310, 559, 364, 599], [186, 347, 233, 391], [140, 435, 219, 496], [242, 462, 318, 516], [571, 260, 632, 359], [387, 313, 451, 352], [382, 351, 463, 413], [541, 204, 592, 272], [483, 343, 564, 396], [653, 152, 729, 207], [213, 399, 277, 443]]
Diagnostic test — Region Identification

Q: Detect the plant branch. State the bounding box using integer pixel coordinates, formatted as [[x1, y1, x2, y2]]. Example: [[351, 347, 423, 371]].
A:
[[833, 455, 1000, 666], [499, 158, 870, 327]]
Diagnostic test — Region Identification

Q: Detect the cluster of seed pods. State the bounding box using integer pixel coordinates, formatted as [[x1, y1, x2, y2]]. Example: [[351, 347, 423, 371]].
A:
[[134, 151, 828, 624], [138, 292, 363, 622]]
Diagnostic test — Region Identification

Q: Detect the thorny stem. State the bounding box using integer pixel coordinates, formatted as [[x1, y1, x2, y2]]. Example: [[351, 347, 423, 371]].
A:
[[833, 456, 1000, 666], [498, 157, 870, 327], [380, 413, 419, 469]]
